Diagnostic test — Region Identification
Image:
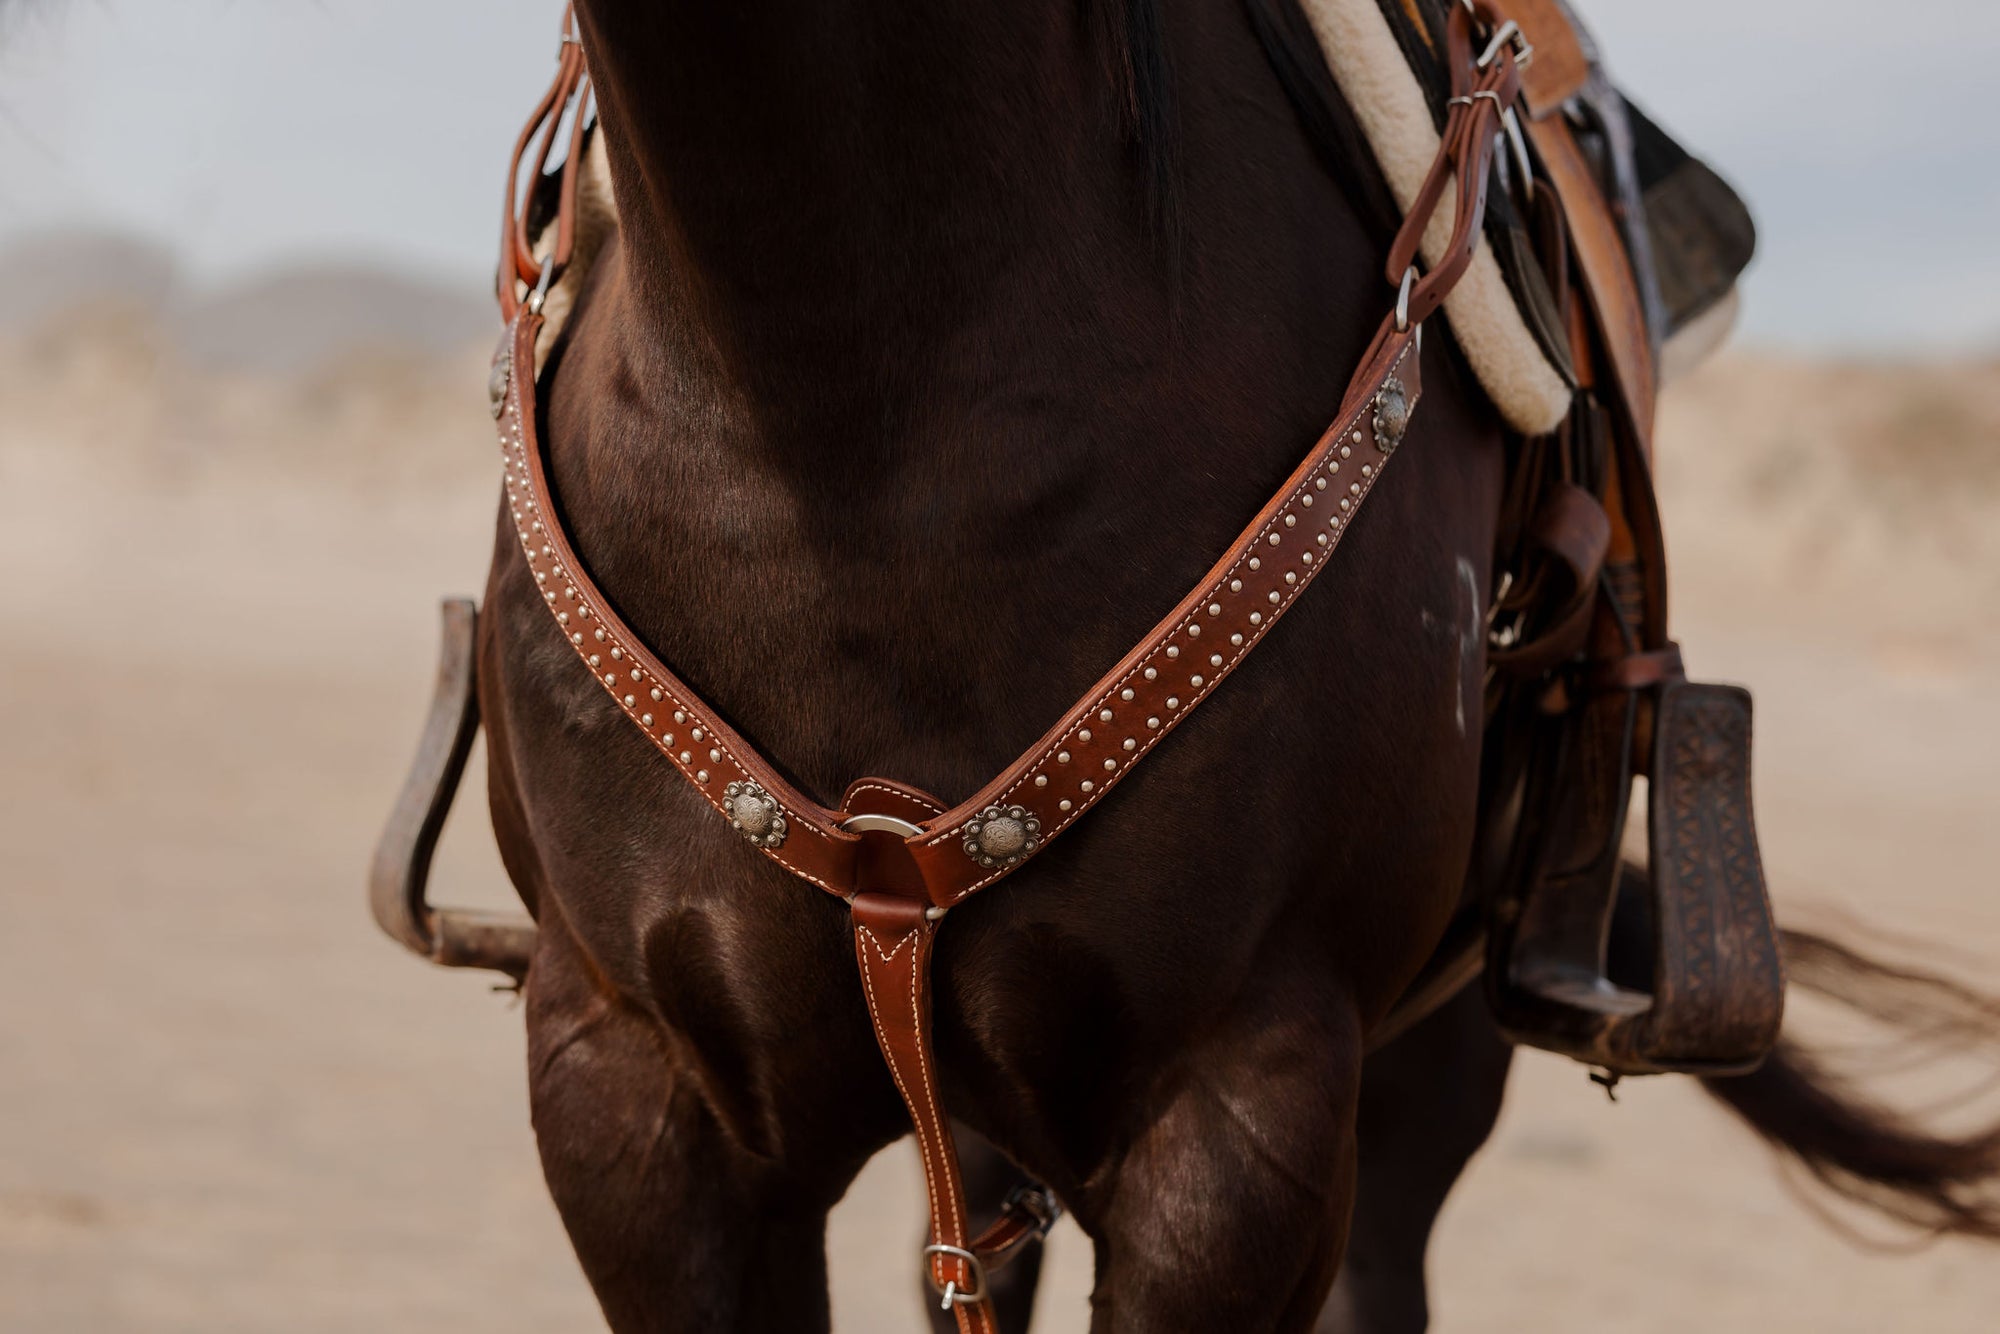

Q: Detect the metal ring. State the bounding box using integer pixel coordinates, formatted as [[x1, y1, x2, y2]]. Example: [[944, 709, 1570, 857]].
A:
[[1394, 266, 1417, 333], [525, 256, 557, 315], [839, 813, 927, 837], [923, 1244, 988, 1308]]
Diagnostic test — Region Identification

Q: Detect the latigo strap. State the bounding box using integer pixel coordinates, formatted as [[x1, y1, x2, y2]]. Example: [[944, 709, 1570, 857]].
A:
[[493, 3, 1534, 1326]]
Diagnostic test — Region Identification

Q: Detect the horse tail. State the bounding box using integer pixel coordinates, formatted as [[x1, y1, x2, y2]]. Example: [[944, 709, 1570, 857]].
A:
[[1700, 927, 2000, 1240]]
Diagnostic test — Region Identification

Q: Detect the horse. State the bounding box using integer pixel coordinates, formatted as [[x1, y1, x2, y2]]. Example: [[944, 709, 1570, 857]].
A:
[[461, 2, 2000, 1329]]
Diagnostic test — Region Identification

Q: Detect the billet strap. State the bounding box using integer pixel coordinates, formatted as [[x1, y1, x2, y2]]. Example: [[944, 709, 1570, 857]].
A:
[[1525, 115, 1658, 455], [489, 4, 1528, 1325], [498, 4, 589, 320]]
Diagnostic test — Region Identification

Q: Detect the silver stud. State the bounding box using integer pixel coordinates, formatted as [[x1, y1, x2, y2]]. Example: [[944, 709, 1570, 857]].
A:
[[589, 654, 601, 668], [1080, 780, 1094, 793], [680, 751, 691, 763], [1059, 799, 1073, 811], [1301, 495, 1314, 507], [1191, 674, 1205, 686], [595, 629, 607, 642], [1103, 758, 1116, 771], [1283, 514, 1296, 528], [1187, 624, 1201, 638], [556, 611, 568, 624], [1208, 603, 1221, 617], [1231, 633, 1243, 646], [1079, 728, 1092, 742], [1122, 738, 1136, 752], [1166, 696, 1180, 709], [1350, 431, 1362, 445], [1371, 375, 1411, 454], [1146, 717, 1160, 729], [631, 668, 642, 681], [1341, 444, 1353, 458], [1209, 653, 1223, 667], [674, 711, 687, 725], [696, 769, 709, 783], [1058, 750, 1071, 764], [570, 632, 583, 644], [1249, 558, 1261, 571], [709, 749, 721, 763], [1120, 688, 1135, 701], [723, 779, 788, 848], [1341, 499, 1351, 511], [1268, 590, 1281, 604], [624, 694, 636, 706], [651, 688, 664, 702], [1362, 464, 1374, 477], [1285, 572, 1298, 585], [610, 648, 623, 660], [1035, 775, 1048, 787], [1229, 579, 1242, 593], [1100, 708, 1114, 722], [1250, 612, 1263, 625], [692, 728, 705, 742], [1143, 667, 1157, 681], [1267, 533, 1281, 546], [962, 804, 1042, 867], [642, 714, 654, 726], [663, 734, 673, 746], [1315, 478, 1327, 491], [603, 672, 616, 685], [1351, 482, 1362, 495], [1167, 646, 1180, 659]]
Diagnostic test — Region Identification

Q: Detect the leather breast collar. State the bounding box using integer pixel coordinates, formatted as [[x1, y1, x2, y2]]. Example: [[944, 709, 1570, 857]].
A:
[[495, 6, 1539, 1328]]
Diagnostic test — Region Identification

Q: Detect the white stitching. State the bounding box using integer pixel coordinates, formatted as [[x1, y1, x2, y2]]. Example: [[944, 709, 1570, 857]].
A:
[[933, 343, 1416, 899], [501, 333, 854, 885], [845, 781, 946, 816], [853, 925, 946, 1252]]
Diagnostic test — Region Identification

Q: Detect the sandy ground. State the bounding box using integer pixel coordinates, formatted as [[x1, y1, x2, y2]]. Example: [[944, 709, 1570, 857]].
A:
[[3, 310, 1997, 1331]]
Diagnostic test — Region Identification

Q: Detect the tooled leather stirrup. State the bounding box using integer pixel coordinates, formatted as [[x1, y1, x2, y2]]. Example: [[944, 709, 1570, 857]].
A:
[[491, 4, 1513, 1328], [1479, 0, 1784, 1076]]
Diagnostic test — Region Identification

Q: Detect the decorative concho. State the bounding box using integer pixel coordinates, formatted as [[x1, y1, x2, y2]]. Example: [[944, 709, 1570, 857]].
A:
[[488, 346, 512, 419], [962, 804, 1042, 869], [722, 780, 789, 849], [1371, 375, 1412, 455]]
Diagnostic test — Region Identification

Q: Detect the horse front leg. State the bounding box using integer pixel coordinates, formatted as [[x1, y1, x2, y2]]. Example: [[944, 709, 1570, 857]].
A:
[[524, 912, 838, 1334], [1080, 995, 1367, 1334], [1315, 983, 1514, 1334]]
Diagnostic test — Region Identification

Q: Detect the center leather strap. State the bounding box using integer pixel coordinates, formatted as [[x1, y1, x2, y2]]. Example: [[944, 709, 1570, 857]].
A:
[[848, 894, 991, 1327]]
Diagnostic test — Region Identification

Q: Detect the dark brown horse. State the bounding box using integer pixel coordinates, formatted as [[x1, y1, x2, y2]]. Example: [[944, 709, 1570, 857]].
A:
[[471, 2, 2000, 1330]]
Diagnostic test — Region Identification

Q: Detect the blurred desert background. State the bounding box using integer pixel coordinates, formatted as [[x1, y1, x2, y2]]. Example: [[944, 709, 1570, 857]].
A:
[[1, 226, 1997, 1332]]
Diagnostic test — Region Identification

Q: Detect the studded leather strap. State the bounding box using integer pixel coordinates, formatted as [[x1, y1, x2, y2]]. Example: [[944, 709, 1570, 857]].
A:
[[490, 4, 1529, 1321]]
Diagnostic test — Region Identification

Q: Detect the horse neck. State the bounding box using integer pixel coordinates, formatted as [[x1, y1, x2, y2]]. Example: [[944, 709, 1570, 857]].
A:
[[572, 0, 1157, 456]]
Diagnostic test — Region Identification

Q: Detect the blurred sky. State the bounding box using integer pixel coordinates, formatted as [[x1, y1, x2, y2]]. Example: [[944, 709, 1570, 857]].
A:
[[0, 0, 1994, 352]]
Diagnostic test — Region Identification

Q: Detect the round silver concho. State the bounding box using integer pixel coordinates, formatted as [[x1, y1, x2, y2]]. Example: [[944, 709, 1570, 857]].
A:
[[1371, 376, 1412, 455], [487, 346, 512, 420], [962, 804, 1042, 869], [723, 780, 789, 849]]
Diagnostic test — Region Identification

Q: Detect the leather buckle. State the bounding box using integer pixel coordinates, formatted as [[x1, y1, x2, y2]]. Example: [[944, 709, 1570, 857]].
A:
[[923, 1243, 989, 1309], [1475, 17, 1534, 71]]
